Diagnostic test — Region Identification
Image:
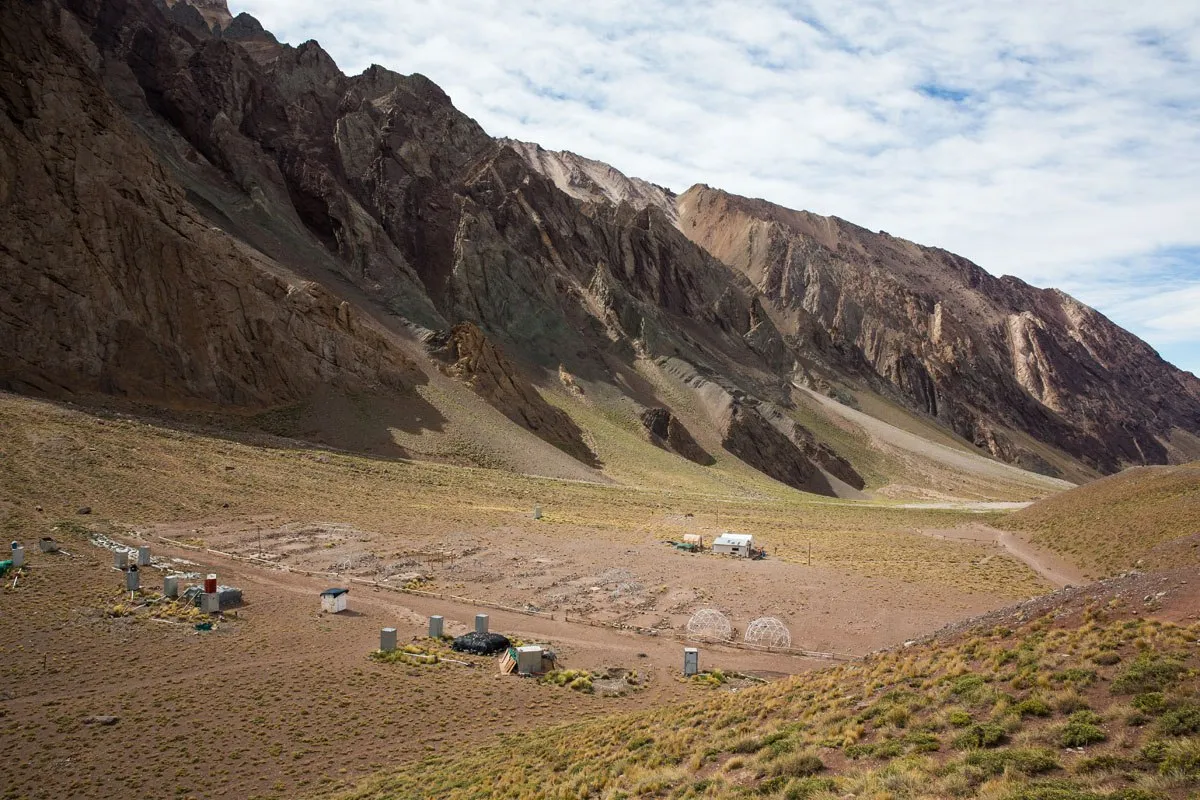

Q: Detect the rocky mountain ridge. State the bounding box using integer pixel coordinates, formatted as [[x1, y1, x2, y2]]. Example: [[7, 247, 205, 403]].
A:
[[1, 0, 1196, 495]]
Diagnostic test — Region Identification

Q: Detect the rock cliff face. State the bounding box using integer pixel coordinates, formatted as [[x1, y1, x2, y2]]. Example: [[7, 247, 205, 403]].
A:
[[426, 324, 596, 465], [638, 408, 714, 466], [0, 0, 422, 409], [674, 187, 1200, 474], [3, 0, 1197, 491]]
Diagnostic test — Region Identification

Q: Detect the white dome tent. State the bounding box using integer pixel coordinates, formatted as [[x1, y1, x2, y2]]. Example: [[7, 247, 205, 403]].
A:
[[744, 616, 792, 648], [686, 608, 733, 641]]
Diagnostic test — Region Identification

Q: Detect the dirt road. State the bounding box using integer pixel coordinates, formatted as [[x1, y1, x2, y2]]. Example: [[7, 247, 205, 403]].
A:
[[919, 523, 1085, 588]]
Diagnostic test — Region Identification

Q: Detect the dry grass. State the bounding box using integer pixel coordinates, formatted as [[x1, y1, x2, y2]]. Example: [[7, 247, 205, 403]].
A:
[[999, 463, 1200, 576], [338, 608, 1200, 800], [0, 393, 1048, 598]]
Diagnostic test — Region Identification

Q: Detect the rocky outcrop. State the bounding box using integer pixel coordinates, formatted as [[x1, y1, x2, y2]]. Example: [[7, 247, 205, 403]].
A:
[[504, 139, 678, 225], [638, 408, 714, 466], [0, 0, 422, 409], [426, 324, 596, 465], [675, 186, 1200, 474]]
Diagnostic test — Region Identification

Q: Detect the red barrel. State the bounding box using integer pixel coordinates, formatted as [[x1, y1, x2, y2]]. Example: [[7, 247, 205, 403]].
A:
[[204, 574, 217, 593]]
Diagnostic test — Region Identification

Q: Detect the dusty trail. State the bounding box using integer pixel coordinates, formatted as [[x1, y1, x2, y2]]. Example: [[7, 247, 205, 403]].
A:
[[919, 523, 1085, 589]]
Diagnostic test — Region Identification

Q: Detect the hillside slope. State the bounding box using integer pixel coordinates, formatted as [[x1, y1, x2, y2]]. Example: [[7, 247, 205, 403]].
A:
[[1000, 463, 1200, 577], [340, 575, 1200, 800], [3, 0, 1194, 500]]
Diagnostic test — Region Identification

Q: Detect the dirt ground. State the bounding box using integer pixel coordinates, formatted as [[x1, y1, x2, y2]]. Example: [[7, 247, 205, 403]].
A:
[[141, 514, 1010, 656], [0, 511, 1025, 800]]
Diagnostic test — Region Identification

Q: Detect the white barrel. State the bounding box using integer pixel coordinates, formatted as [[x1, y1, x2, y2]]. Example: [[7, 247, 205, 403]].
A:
[[11, 546, 24, 568], [380, 628, 398, 651], [474, 614, 489, 634], [163, 575, 179, 598], [137, 546, 151, 566], [428, 615, 444, 638]]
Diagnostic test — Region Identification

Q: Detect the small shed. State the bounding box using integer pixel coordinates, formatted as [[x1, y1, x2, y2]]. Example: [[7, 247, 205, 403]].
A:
[[320, 587, 350, 613], [712, 533, 754, 557]]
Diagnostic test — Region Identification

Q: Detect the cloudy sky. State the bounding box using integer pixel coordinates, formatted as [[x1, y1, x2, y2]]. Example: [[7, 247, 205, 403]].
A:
[[233, 0, 1200, 374]]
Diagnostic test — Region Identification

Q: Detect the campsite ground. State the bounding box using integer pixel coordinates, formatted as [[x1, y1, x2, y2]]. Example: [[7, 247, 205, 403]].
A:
[[0, 392, 1087, 799]]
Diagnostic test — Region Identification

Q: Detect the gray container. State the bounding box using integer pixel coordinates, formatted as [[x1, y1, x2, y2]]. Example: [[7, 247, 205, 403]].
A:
[[125, 564, 140, 592], [200, 593, 220, 614], [684, 647, 699, 677], [516, 646, 543, 675], [38, 538, 58, 553], [137, 546, 151, 566], [428, 615, 444, 638], [10, 546, 24, 568], [114, 551, 128, 569], [380, 628, 398, 652], [163, 575, 179, 598], [532, 506, 542, 520], [474, 614, 489, 634]]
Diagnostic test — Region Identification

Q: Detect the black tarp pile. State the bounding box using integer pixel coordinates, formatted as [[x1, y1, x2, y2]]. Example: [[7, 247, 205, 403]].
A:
[[451, 632, 511, 655]]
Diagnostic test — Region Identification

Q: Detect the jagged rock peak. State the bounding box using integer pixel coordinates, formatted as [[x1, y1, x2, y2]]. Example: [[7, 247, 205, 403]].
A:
[[166, 0, 232, 29], [503, 139, 678, 225]]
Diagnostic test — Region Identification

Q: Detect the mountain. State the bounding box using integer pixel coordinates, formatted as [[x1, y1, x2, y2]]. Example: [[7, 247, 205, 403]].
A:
[[1, 0, 1196, 499]]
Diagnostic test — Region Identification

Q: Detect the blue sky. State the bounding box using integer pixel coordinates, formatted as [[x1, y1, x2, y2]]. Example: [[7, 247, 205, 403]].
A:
[[233, 0, 1200, 375]]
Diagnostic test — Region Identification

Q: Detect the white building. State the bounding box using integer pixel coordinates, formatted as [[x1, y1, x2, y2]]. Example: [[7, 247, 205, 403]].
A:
[[320, 587, 349, 613], [712, 533, 754, 557]]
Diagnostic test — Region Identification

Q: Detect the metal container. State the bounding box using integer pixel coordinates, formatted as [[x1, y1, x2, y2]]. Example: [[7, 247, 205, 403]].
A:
[[114, 551, 128, 569], [200, 592, 220, 614], [163, 575, 179, 598], [474, 614, 489, 634], [137, 546, 151, 566], [428, 615, 444, 638], [683, 647, 699, 677], [38, 538, 58, 553], [125, 564, 140, 592], [380, 628, 398, 652], [204, 574, 217, 593], [532, 506, 542, 520], [10, 546, 24, 568], [516, 646, 543, 675]]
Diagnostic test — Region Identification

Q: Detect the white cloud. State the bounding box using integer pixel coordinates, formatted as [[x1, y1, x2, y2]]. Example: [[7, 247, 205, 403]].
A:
[[230, 0, 1200, 374]]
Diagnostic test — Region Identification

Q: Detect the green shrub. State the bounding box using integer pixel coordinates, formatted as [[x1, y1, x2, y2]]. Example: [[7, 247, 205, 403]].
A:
[[1060, 712, 1107, 747], [948, 709, 972, 727], [1015, 697, 1053, 718], [1156, 702, 1200, 735], [1052, 669, 1097, 688], [954, 723, 1007, 749], [770, 751, 824, 778], [1091, 651, 1121, 666], [965, 747, 1059, 776], [906, 731, 941, 753], [1131, 693, 1166, 714], [1111, 654, 1187, 694], [1157, 738, 1200, 778], [783, 776, 837, 800]]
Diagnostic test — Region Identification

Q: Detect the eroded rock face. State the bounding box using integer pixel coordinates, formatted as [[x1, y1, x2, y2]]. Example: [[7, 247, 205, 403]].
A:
[[638, 408, 714, 466], [0, 0, 422, 409], [675, 186, 1200, 474], [426, 324, 596, 465]]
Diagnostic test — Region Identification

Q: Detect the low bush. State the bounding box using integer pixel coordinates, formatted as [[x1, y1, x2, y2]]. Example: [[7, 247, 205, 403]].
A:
[[1111, 654, 1187, 694], [770, 751, 824, 778], [964, 747, 1059, 776], [1015, 697, 1053, 718], [1060, 711, 1107, 747], [954, 723, 1008, 749]]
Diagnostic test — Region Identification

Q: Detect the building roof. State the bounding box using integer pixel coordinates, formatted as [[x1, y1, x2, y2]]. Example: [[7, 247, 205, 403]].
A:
[[714, 533, 753, 546], [320, 588, 350, 597]]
